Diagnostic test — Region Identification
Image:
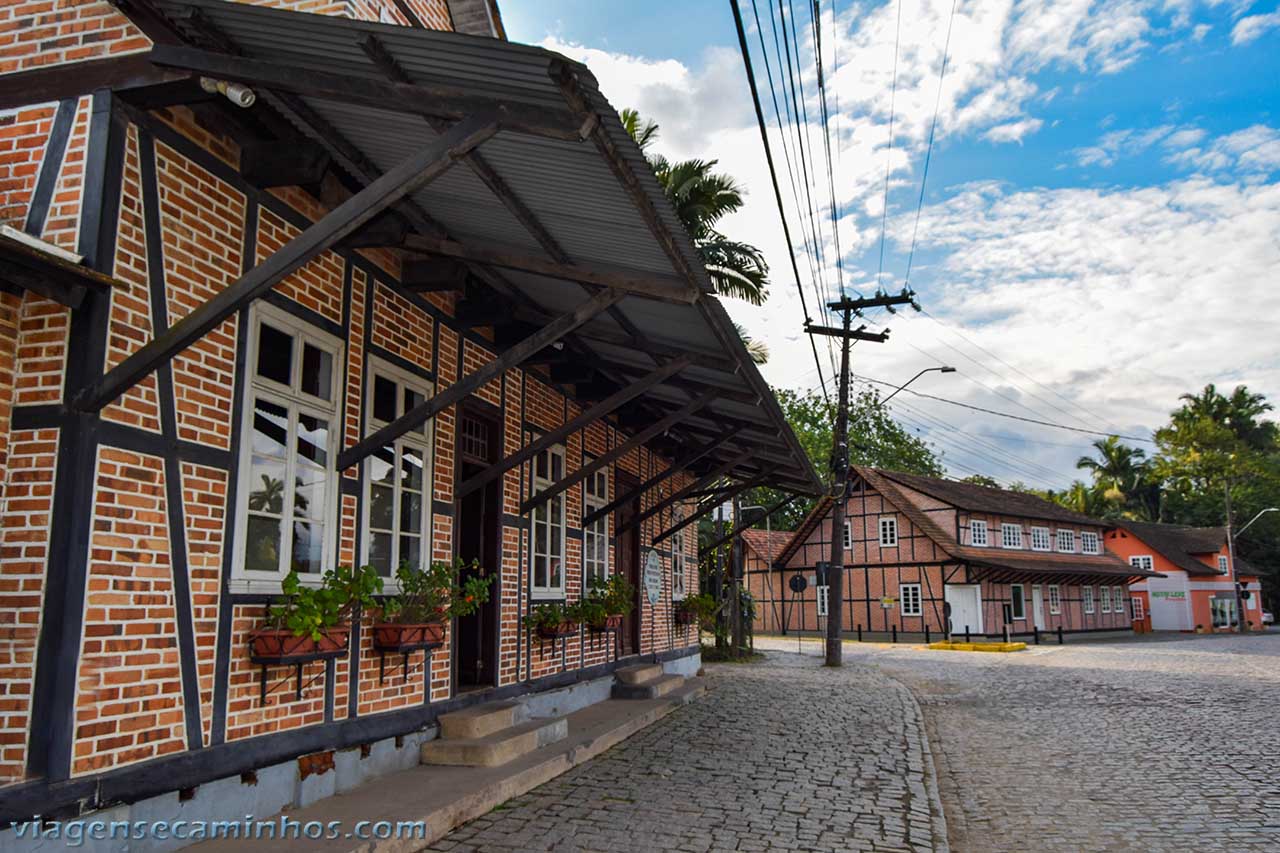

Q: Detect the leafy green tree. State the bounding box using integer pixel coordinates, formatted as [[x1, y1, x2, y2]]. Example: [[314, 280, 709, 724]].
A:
[[960, 474, 1000, 488], [1074, 436, 1159, 520]]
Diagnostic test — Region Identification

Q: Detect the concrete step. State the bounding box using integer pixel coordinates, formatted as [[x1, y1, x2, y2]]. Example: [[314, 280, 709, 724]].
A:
[[438, 701, 520, 740], [615, 663, 662, 685], [420, 716, 568, 768], [612, 673, 685, 700]]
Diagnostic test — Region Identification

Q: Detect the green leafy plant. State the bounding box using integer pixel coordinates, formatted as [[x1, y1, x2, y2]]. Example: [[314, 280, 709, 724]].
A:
[[567, 597, 608, 627], [521, 603, 575, 632], [380, 558, 493, 624], [677, 593, 718, 628], [596, 574, 635, 617], [266, 564, 384, 641]]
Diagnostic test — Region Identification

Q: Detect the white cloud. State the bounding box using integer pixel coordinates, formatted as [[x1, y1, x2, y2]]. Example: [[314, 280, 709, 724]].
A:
[[1231, 7, 1280, 44], [1165, 125, 1280, 173], [983, 118, 1045, 143]]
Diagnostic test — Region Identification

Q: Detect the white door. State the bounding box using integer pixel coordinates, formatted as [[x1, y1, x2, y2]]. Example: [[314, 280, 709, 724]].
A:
[[945, 585, 983, 636], [1031, 585, 1046, 631]]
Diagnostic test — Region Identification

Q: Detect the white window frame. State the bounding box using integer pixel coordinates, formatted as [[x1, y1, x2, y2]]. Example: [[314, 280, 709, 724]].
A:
[[1100, 585, 1112, 613], [1113, 586, 1126, 617], [231, 303, 342, 593], [842, 520, 852, 550], [900, 583, 922, 617], [1010, 584, 1026, 620], [970, 519, 989, 547], [878, 516, 898, 548], [360, 357, 434, 586], [1047, 584, 1061, 615], [1001, 523, 1023, 549], [1056, 529, 1075, 553], [529, 442, 568, 600], [671, 506, 687, 600], [1217, 555, 1229, 574], [1129, 555, 1154, 573], [1082, 585, 1095, 614], [1030, 526, 1052, 552], [1081, 531, 1100, 554], [816, 584, 830, 618], [583, 464, 610, 586]]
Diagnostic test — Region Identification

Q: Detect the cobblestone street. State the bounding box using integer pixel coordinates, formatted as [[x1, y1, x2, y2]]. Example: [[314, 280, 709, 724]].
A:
[[430, 653, 946, 852]]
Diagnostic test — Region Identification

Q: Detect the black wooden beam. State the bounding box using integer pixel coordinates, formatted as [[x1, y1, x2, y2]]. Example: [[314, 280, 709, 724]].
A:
[[240, 139, 332, 188], [0, 235, 115, 309], [71, 113, 499, 413], [617, 449, 753, 535], [520, 390, 716, 515], [337, 209, 408, 249], [457, 355, 693, 500], [147, 45, 582, 141], [580, 428, 745, 528], [403, 235, 699, 304], [403, 256, 468, 292], [339, 287, 628, 470], [0, 54, 190, 110], [653, 477, 770, 545]]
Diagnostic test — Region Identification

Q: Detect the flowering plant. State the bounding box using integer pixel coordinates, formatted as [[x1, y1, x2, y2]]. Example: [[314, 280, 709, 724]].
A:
[[380, 558, 492, 624]]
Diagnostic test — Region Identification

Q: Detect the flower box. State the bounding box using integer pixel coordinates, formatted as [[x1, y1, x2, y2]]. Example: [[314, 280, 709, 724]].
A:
[[535, 621, 578, 640], [250, 626, 350, 661], [372, 622, 445, 651], [588, 614, 624, 632], [674, 608, 697, 626]]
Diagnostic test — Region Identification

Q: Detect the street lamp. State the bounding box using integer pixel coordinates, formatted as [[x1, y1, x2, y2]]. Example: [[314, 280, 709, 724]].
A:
[[1236, 507, 1279, 538], [881, 366, 956, 405]]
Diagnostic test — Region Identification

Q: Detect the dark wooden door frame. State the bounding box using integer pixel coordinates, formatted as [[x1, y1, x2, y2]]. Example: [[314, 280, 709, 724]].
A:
[[614, 470, 643, 656]]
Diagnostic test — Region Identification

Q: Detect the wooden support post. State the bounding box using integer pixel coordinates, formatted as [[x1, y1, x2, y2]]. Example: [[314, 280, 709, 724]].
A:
[[339, 287, 627, 470], [457, 356, 693, 499], [520, 390, 717, 515], [71, 113, 500, 413]]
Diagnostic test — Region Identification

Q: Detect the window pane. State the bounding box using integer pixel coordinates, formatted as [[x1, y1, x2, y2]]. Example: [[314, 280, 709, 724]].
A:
[[551, 557, 562, 589], [296, 414, 329, 467], [247, 455, 286, 515], [400, 492, 423, 534], [301, 343, 333, 400], [535, 451, 547, 481], [251, 398, 289, 458], [534, 518, 547, 556], [294, 465, 326, 520], [256, 323, 293, 386], [369, 483, 394, 530], [369, 445, 395, 487], [373, 375, 397, 423], [400, 535, 421, 571], [534, 554, 547, 589], [551, 452, 562, 481], [369, 532, 393, 577], [404, 388, 426, 433], [401, 446, 424, 492], [291, 521, 323, 573], [244, 515, 282, 572]]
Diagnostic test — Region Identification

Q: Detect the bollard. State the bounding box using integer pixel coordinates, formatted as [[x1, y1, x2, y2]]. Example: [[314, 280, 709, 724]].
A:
[[1057, 625, 1064, 645], [857, 624, 862, 642], [965, 626, 971, 643], [1034, 627, 1040, 645], [892, 625, 898, 643], [1003, 625, 1009, 643], [925, 625, 931, 644]]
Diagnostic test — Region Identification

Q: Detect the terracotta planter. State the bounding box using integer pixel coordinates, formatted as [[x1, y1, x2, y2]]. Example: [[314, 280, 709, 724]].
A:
[[589, 614, 624, 632], [674, 609, 697, 626], [535, 621, 578, 640], [250, 626, 350, 659], [372, 622, 445, 650]]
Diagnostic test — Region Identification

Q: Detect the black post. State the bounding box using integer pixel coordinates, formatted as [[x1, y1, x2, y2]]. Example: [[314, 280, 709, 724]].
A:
[[965, 626, 970, 643], [856, 624, 862, 642], [1003, 625, 1010, 643], [1034, 627, 1041, 645], [1057, 625, 1064, 645], [891, 625, 897, 644], [925, 625, 931, 644]]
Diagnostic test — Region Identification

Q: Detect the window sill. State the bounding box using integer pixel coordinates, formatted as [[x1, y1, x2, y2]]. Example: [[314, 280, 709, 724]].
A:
[[530, 592, 566, 603]]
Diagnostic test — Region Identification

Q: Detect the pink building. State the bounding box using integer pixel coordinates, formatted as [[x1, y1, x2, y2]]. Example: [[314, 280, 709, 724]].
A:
[[748, 467, 1159, 639]]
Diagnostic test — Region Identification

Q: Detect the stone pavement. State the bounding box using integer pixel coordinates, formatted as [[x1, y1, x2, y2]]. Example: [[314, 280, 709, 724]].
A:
[[766, 632, 1280, 852], [429, 651, 947, 852]]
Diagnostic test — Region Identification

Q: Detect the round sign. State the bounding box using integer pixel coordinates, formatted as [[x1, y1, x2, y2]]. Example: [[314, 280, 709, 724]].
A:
[[788, 574, 808, 594], [643, 550, 662, 605]]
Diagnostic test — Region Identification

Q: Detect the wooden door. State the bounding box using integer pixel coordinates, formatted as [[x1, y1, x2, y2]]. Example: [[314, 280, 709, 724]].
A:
[[615, 472, 641, 656]]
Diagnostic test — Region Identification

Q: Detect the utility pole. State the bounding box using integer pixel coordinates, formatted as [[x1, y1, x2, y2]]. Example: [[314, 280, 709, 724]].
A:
[[808, 290, 917, 666], [1224, 480, 1248, 634]]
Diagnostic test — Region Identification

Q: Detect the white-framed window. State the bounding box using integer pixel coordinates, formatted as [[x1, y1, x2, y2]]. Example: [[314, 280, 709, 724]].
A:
[[1030, 526, 1052, 551], [1100, 585, 1112, 613], [529, 443, 567, 598], [816, 584, 830, 617], [842, 519, 852, 550], [970, 519, 989, 547], [1047, 584, 1061, 614], [1081, 531, 1100, 554], [1001, 523, 1023, 549], [1082, 585, 1095, 614], [1010, 584, 1026, 620], [671, 506, 687, 599], [1246, 588, 1257, 611], [1113, 586, 1126, 617], [900, 583, 922, 617], [361, 358, 433, 580], [1217, 555, 1229, 574], [1129, 555, 1154, 573], [878, 516, 898, 547], [1132, 596, 1145, 620], [583, 466, 610, 585], [233, 304, 342, 589], [1056, 529, 1075, 553]]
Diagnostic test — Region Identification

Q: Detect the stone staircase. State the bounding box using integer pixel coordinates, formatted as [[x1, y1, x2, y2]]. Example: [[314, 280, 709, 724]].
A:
[[421, 701, 568, 768], [610, 663, 687, 700]]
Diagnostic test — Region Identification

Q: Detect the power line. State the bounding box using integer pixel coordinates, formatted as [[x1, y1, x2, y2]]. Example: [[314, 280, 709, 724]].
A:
[[873, 0, 903, 289]]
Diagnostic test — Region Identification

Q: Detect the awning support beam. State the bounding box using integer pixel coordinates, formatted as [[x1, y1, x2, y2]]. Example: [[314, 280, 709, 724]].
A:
[[456, 355, 694, 499], [520, 390, 716, 515], [339, 286, 627, 471], [616, 449, 754, 535], [653, 476, 770, 545], [71, 112, 500, 413]]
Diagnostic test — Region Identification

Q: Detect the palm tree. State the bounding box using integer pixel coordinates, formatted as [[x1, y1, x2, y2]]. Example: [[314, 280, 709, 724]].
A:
[[1175, 384, 1277, 450], [1076, 436, 1147, 494], [621, 109, 768, 307], [734, 322, 769, 364]]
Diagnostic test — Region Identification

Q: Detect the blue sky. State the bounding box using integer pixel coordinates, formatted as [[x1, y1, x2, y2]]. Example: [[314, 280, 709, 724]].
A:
[[502, 1, 1280, 490]]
